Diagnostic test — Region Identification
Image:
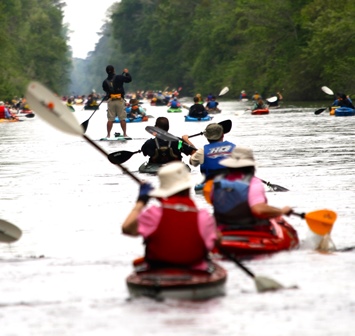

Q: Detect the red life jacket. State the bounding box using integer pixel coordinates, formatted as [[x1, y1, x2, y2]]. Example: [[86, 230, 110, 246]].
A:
[[145, 196, 207, 267], [0, 106, 5, 118]]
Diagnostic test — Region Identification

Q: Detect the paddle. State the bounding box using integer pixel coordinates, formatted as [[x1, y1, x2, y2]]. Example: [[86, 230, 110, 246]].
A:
[[315, 86, 335, 115], [182, 87, 229, 110], [266, 96, 278, 103], [0, 219, 22, 243], [108, 120, 232, 165], [292, 209, 336, 236], [315, 107, 328, 115], [260, 179, 289, 192], [81, 95, 107, 133], [25, 81, 141, 184], [145, 119, 232, 143], [218, 246, 293, 293], [108, 150, 142, 164], [146, 126, 290, 192]]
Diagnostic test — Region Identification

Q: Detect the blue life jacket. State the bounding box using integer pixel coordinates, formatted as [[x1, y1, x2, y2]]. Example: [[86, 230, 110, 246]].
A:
[[201, 141, 235, 179], [171, 100, 179, 108], [207, 101, 217, 109], [212, 176, 269, 230]]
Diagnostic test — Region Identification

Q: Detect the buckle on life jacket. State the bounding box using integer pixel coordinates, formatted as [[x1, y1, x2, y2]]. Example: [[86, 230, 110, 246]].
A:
[[110, 93, 122, 100]]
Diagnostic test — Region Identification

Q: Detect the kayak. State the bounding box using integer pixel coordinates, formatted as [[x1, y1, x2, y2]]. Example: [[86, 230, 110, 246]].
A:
[[213, 217, 299, 258], [251, 108, 269, 115], [335, 107, 355, 117], [67, 105, 75, 112], [167, 107, 182, 113], [185, 115, 213, 122], [126, 260, 227, 300], [139, 162, 191, 174], [114, 116, 148, 123], [207, 108, 222, 114], [84, 105, 99, 110], [0, 118, 20, 123]]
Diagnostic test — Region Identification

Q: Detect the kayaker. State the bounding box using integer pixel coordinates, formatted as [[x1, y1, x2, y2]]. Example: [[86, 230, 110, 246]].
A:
[[141, 117, 196, 164], [252, 97, 267, 110], [210, 147, 293, 232], [268, 92, 283, 107], [332, 93, 354, 108], [102, 65, 132, 138], [188, 96, 208, 118], [167, 97, 181, 108], [252, 91, 261, 101], [188, 123, 235, 180], [127, 99, 146, 118], [0, 101, 16, 119], [121, 161, 218, 270], [205, 96, 219, 112], [240, 90, 248, 100]]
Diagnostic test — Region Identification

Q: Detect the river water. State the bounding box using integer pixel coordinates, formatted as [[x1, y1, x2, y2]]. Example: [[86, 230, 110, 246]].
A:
[[1, 100, 354, 336]]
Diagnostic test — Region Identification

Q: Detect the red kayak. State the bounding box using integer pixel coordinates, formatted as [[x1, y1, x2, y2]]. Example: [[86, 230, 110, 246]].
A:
[[251, 108, 269, 115], [213, 217, 299, 258], [126, 260, 227, 300]]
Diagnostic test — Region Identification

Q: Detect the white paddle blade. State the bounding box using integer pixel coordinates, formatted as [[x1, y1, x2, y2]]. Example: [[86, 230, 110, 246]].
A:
[[0, 219, 22, 243], [26, 81, 83, 136], [219, 86, 229, 96], [266, 96, 278, 103], [321, 86, 334, 96]]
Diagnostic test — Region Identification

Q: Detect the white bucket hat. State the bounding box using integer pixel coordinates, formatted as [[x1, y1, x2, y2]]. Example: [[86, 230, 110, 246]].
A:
[[149, 161, 203, 198], [219, 147, 257, 168]]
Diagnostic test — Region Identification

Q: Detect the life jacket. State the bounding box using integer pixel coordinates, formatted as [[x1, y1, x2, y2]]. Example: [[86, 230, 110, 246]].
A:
[[150, 138, 179, 163], [105, 75, 124, 98], [0, 106, 5, 118], [212, 176, 270, 230], [145, 196, 207, 267], [201, 141, 235, 179], [170, 100, 179, 108], [208, 101, 217, 109]]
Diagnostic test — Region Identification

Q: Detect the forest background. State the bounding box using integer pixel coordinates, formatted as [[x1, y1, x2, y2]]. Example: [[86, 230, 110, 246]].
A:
[[1, 0, 354, 101]]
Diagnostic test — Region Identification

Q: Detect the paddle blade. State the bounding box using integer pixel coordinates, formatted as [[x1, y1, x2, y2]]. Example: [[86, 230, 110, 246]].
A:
[[219, 119, 232, 134], [266, 96, 278, 103], [304, 209, 337, 235], [26, 81, 83, 136], [255, 276, 285, 293], [261, 179, 289, 192], [108, 150, 140, 164], [25, 113, 35, 118], [321, 86, 334, 95], [145, 126, 179, 142], [218, 87, 229, 96], [0, 219, 22, 243], [315, 108, 327, 115]]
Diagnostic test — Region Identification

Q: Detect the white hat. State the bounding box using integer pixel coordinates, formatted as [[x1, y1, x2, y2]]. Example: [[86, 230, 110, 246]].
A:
[[0, 101, 4, 105], [219, 147, 257, 168], [149, 162, 203, 198]]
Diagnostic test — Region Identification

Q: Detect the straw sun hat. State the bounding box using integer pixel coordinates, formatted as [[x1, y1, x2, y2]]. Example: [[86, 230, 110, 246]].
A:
[[149, 161, 203, 198]]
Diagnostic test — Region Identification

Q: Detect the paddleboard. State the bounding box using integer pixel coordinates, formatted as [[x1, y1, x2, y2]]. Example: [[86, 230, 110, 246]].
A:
[[100, 136, 132, 141]]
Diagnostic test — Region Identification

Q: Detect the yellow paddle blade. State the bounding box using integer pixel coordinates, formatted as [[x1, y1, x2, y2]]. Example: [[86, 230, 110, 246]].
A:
[[305, 209, 337, 235]]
